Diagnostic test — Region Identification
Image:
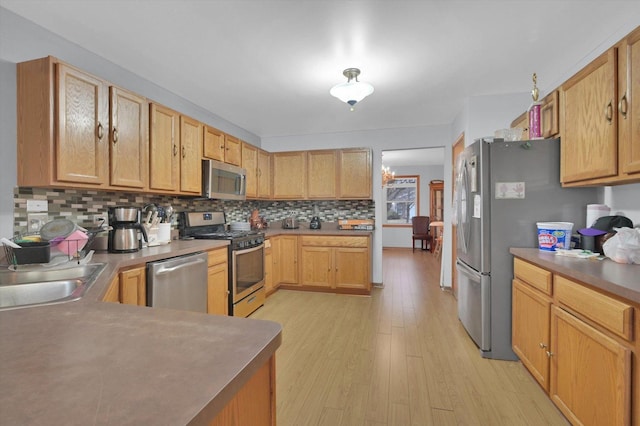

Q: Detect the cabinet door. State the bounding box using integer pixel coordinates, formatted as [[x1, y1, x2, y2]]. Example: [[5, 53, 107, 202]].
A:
[[109, 86, 148, 189], [264, 248, 274, 294], [242, 142, 259, 198], [561, 48, 617, 183], [511, 279, 551, 392], [207, 262, 229, 315], [619, 27, 640, 175], [224, 134, 242, 166], [272, 152, 306, 199], [300, 246, 333, 287], [334, 247, 370, 290], [541, 90, 559, 138], [102, 274, 120, 303], [56, 63, 109, 185], [179, 115, 203, 194], [277, 235, 299, 284], [120, 267, 146, 306], [149, 103, 180, 192], [257, 149, 272, 198], [550, 306, 631, 426], [307, 150, 337, 199], [338, 149, 371, 199], [203, 125, 225, 161]]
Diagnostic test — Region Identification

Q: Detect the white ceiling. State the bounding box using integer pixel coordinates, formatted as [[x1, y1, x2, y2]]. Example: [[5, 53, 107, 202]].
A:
[[2, 0, 639, 143]]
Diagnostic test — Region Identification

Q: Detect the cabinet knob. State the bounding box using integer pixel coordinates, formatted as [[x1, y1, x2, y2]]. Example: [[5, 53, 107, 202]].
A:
[[619, 93, 628, 119], [539, 343, 547, 349], [546, 351, 554, 358]]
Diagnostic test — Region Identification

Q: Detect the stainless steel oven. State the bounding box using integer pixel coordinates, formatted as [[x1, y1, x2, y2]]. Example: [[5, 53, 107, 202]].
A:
[[179, 211, 266, 317], [231, 241, 265, 317]]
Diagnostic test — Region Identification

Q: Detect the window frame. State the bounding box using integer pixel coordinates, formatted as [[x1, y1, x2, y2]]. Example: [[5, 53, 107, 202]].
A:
[[382, 174, 420, 227]]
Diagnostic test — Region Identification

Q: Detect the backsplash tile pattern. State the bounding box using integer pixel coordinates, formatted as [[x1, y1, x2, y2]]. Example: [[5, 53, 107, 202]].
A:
[[12, 188, 374, 235]]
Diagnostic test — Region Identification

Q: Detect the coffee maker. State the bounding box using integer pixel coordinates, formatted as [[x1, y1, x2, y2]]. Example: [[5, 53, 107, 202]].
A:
[[108, 206, 148, 253]]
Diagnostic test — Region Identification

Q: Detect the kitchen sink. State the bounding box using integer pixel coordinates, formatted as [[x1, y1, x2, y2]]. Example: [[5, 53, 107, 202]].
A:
[[0, 263, 105, 310]]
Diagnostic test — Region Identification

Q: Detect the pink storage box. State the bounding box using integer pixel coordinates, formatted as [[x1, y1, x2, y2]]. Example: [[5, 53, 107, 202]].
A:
[[58, 230, 88, 256]]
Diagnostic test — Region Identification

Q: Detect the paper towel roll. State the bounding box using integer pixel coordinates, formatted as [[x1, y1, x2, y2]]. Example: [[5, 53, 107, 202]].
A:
[[586, 204, 610, 227]]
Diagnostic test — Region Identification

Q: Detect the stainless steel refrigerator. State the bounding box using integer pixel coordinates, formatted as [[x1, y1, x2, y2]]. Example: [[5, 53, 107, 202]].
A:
[[454, 137, 598, 360]]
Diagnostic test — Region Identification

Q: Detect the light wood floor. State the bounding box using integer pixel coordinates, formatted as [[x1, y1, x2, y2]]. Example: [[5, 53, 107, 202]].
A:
[[251, 248, 568, 425]]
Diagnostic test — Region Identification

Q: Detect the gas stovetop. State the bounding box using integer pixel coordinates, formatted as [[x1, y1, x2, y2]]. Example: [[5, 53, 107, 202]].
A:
[[179, 211, 264, 249]]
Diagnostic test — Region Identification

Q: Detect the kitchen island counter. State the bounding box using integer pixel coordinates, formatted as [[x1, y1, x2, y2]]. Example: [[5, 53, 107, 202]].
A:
[[510, 247, 640, 304], [0, 239, 282, 425]]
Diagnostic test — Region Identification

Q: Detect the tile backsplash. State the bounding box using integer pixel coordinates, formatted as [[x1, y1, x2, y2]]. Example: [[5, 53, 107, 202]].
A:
[[12, 187, 374, 236]]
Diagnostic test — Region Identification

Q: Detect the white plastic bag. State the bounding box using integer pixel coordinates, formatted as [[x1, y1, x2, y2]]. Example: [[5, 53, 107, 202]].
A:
[[602, 227, 640, 264]]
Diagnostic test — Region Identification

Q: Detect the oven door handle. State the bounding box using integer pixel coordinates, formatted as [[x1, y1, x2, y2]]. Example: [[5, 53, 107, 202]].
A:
[[233, 243, 264, 255]]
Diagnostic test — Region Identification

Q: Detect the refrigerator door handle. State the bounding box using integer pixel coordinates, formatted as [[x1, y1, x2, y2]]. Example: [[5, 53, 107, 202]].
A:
[[457, 161, 471, 254], [456, 259, 482, 280]]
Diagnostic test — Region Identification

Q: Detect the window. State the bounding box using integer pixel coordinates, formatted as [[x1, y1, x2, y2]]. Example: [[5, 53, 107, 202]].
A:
[[383, 176, 419, 224]]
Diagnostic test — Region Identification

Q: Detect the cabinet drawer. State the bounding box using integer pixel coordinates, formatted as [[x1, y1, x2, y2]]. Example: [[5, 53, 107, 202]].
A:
[[300, 235, 368, 248], [555, 276, 633, 341], [514, 258, 552, 295], [208, 248, 228, 266], [233, 287, 265, 318]]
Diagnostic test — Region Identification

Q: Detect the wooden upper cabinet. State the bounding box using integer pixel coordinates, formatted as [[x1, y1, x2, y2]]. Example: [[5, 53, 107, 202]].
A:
[[510, 111, 530, 141], [224, 135, 242, 166], [203, 125, 226, 162], [257, 149, 272, 198], [619, 26, 640, 176], [307, 150, 337, 199], [541, 90, 560, 139], [338, 148, 372, 199], [109, 86, 148, 189], [17, 58, 112, 188], [149, 103, 180, 192], [560, 26, 640, 186], [242, 142, 259, 198], [56, 63, 110, 186], [272, 151, 307, 199], [560, 48, 618, 184], [179, 115, 203, 194]]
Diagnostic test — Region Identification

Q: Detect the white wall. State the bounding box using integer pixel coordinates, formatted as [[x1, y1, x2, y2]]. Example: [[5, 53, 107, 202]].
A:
[[262, 125, 451, 285], [382, 164, 444, 248]]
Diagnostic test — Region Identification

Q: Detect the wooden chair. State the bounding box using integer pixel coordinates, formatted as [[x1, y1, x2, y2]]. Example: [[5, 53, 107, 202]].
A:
[[430, 221, 444, 258], [411, 216, 433, 252]]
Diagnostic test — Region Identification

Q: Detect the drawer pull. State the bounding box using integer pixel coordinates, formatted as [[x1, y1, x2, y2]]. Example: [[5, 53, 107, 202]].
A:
[[546, 351, 554, 358], [539, 343, 547, 349], [246, 296, 256, 304], [97, 122, 104, 140]]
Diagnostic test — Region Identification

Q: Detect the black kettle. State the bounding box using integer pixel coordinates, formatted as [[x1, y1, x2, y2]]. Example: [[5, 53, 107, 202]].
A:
[[310, 216, 321, 230]]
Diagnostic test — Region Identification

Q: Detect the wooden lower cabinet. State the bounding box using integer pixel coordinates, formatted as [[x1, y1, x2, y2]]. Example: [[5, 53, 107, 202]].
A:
[[511, 279, 551, 392], [210, 356, 276, 426], [264, 241, 276, 295], [512, 258, 635, 426], [299, 236, 371, 293], [103, 274, 121, 303], [119, 266, 146, 306], [271, 235, 299, 286], [207, 248, 229, 315], [550, 306, 631, 426]]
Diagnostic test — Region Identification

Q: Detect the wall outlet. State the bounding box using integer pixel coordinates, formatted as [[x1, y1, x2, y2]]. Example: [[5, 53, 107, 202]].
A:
[[26, 199, 48, 212], [27, 213, 48, 232], [92, 214, 108, 226]]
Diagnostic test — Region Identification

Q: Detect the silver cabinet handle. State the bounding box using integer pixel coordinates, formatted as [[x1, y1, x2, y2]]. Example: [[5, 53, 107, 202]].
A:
[[619, 93, 628, 119], [112, 127, 118, 143], [97, 122, 104, 140], [605, 101, 613, 124]]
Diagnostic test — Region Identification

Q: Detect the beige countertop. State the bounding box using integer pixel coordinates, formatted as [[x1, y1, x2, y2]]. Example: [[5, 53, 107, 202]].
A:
[[510, 248, 640, 304], [0, 240, 282, 425]]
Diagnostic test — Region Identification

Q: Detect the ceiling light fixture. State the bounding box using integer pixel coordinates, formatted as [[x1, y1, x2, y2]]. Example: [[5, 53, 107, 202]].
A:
[[330, 68, 374, 111], [382, 165, 395, 186]]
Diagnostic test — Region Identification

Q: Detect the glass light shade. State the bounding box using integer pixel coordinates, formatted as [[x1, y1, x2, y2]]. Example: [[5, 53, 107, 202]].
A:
[[330, 81, 374, 108]]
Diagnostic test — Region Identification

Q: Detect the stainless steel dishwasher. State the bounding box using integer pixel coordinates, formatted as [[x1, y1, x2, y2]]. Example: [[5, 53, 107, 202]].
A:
[[146, 252, 208, 313]]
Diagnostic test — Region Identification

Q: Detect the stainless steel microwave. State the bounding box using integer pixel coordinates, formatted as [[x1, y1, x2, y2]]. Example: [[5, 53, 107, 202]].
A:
[[202, 159, 247, 200]]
